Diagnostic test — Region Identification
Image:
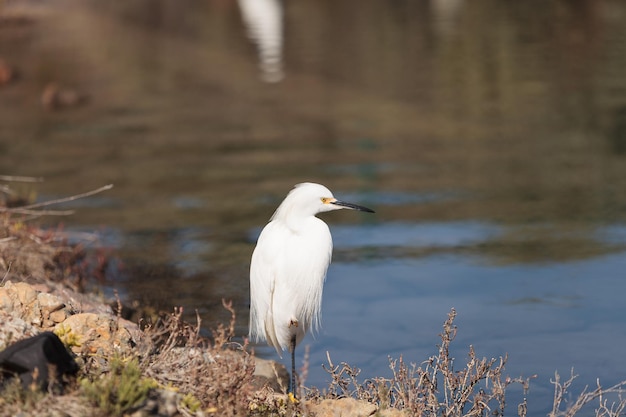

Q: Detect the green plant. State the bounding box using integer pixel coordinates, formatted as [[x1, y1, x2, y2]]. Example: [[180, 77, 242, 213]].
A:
[[54, 322, 82, 349], [0, 376, 46, 412], [180, 392, 202, 413], [248, 389, 302, 417], [80, 356, 157, 416]]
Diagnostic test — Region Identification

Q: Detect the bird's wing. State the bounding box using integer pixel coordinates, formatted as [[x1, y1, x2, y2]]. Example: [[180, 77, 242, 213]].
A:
[[250, 221, 283, 355]]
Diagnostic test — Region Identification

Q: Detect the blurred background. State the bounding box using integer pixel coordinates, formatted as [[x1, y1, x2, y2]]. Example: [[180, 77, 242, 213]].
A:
[[2, 0, 626, 414]]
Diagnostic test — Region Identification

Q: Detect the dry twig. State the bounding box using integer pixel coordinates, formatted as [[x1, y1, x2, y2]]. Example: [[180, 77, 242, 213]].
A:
[[319, 308, 532, 417], [0, 175, 44, 183], [0, 184, 113, 217], [549, 370, 626, 417]]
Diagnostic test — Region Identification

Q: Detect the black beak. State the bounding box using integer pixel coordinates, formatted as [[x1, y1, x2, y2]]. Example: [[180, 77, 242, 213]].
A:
[[331, 200, 375, 213]]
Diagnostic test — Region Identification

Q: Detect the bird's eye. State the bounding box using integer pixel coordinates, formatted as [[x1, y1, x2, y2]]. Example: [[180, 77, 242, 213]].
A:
[[321, 197, 331, 204]]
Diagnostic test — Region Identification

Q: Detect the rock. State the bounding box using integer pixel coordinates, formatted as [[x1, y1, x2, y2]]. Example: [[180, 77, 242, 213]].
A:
[[55, 312, 138, 357], [49, 309, 67, 323], [306, 398, 378, 417], [0, 287, 15, 311], [0, 59, 17, 85], [156, 389, 179, 416], [129, 388, 184, 417], [41, 82, 89, 111], [0, 281, 72, 329], [0, 310, 39, 351], [38, 292, 65, 311], [14, 281, 38, 306], [38, 292, 66, 327], [0, 281, 42, 325], [0, 332, 79, 392], [251, 356, 290, 392], [0, 279, 140, 359]]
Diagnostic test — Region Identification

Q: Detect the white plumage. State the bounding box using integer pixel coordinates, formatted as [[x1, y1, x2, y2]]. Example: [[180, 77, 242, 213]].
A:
[[249, 182, 374, 394]]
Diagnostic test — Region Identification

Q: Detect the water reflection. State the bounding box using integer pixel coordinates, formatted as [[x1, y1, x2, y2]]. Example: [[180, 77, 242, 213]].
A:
[[430, 0, 464, 37], [238, 0, 284, 82], [313, 249, 626, 416], [332, 221, 498, 250]]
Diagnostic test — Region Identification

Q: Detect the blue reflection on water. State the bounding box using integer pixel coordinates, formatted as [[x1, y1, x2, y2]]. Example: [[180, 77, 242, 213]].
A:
[[332, 221, 500, 249], [334, 188, 463, 207], [596, 224, 626, 245], [279, 221, 626, 416]]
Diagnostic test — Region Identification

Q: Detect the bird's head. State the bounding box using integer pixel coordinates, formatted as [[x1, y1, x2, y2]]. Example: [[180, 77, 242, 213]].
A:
[[271, 182, 375, 221]]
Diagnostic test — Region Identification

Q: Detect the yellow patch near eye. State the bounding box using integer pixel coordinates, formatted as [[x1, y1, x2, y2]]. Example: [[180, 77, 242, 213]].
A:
[[321, 197, 334, 204]]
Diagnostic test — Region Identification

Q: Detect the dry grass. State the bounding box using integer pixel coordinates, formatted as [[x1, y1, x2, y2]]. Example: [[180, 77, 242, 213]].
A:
[[3, 298, 626, 417], [48, 300, 259, 416], [137, 300, 256, 415], [549, 370, 626, 417], [308, 308, 530, 416], [306, 309, 626, 417]]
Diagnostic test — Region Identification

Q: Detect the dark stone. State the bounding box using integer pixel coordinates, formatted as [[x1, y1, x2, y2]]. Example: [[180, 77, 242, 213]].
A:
[[0, 332, 78, 392]]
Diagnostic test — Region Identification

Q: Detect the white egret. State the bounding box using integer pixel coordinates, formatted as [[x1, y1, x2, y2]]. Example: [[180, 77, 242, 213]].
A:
[[249, 182, 375, 395]]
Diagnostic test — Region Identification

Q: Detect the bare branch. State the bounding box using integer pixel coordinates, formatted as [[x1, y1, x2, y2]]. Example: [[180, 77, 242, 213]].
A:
[[549, 370, 626, 417], [0, 175, 44, 183], [0, 208, 76, 216], [1, 261, 11, 285], [12, 184, 113, 210], [0, 184, 113, 217]]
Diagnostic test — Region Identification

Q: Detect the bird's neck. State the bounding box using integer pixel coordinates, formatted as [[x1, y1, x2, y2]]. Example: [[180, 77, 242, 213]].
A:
[[274, 213, 318, 234]]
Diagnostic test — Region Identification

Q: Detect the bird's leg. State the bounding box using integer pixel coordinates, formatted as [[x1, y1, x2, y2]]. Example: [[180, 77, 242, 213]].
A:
[[289, 334, 297, 398]]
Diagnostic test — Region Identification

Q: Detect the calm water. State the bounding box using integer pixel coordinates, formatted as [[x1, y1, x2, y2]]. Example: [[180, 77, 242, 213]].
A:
[[2, 0, 626, 414]]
